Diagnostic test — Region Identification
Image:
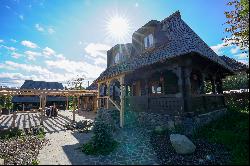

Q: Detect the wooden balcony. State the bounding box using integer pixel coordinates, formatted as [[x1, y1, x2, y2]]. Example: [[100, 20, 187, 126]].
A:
[[125, 95, 184, 115]]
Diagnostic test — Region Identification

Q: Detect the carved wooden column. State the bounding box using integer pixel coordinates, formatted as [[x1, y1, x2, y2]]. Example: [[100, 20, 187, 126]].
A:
[[120, 75, 125, 128], [174, 66, 183, 95], [200, 73, 206, 94], [216, 78, 223, 94], [97, 83, 100, 109], [181, 66, 192, 113], [107, 81, 110, 109], [211, 76, 216, 94]]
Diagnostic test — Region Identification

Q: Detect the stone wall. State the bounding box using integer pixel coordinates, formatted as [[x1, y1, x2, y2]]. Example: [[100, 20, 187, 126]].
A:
[[124, 108, 227, 135], [97, 107, 227, 136]]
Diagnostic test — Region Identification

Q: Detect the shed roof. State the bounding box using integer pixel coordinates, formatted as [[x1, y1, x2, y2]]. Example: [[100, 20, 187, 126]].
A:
[[95, 11, 234, 82], [12, 80, 66, 103]]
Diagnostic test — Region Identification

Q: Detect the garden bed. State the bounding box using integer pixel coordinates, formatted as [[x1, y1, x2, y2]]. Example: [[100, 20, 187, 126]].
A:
[[150, 133, 230, 165], [0, 126, 47, 165]]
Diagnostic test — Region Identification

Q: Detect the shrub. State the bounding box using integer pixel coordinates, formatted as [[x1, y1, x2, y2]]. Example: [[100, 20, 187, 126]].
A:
[[64, 120, 94, 132], [0, 127, 24, 140], [31, 159, 39, 165], [153, 126, 169, 135], [82, 109, 118, 155]]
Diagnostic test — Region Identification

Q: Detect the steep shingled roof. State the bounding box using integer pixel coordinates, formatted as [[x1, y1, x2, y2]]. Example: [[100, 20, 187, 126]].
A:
[[12, 80, 66, 103], [219, 55, 249, 72], [94, 11, 235, 83]]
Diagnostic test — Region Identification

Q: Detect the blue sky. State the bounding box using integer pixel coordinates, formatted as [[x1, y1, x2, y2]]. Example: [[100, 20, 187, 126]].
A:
[[0, 0, 248, 87]]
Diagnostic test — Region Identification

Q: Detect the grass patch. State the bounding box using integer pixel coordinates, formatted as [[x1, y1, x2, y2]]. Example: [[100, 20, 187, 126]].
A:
[[193, 107, 249, 165]]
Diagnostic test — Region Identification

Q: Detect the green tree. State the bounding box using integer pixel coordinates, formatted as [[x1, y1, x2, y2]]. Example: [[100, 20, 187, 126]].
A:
[[224, 0, 249, 50], [66, 75, 86, 90], [223, 72, 249, 90], [0, 95, 13, 110]]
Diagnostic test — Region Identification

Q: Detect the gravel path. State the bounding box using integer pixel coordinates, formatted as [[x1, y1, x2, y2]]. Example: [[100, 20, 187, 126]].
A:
[[37, 127, 159, 165]]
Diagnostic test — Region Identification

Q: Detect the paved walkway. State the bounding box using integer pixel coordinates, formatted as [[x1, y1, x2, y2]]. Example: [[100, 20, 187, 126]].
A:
[[0, 110, 96, 133], [37, 127, 159, 165]]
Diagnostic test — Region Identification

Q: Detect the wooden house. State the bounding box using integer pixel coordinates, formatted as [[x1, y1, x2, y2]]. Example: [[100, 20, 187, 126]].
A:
[[93, 11, 243, 127]]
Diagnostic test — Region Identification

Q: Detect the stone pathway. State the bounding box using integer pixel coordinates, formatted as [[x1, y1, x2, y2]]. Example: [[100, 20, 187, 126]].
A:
[[37, 127, 159, 165]]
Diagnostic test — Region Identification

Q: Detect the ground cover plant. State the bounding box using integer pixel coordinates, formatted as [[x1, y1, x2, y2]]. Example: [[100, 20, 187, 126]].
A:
[[0, 126, 47, 165]]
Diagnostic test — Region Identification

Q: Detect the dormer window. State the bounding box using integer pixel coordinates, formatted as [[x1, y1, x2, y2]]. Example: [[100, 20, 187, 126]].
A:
[[144, 34, 154, 49], [114, 52, 122, 64]]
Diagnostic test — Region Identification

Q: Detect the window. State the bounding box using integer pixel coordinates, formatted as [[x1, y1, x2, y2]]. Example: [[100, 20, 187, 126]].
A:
[[144, 34, 154, 49], [114, 52, 123, 64], [151, 82, 162, 94]]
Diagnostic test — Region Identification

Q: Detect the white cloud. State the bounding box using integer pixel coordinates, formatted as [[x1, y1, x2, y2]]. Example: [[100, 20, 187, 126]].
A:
[[85, 43, 111, 58], [45, 55, 105, 80], [1, 45, 16, 51], [19, 14, 24, 20], [94, 57, 106, 65], [0, 39, 4, 43], [12, 52, 22, 59], [10, 39, 17, 43], [135, 3, 139, 7], [230, 46, 241, 54], [21, 40, 38, 48], [234, 53, 249, 59], [35, 24, 44, 32], [48, 27, 55, 34], [24, 51, 41, 60], [210, 43, 227, 55], [55, 54, 66, 60], [43, 47, 56, 56], [0, 59, 97, 87]]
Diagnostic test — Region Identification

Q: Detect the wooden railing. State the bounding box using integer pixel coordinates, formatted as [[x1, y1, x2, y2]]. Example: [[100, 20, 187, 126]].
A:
[[125, 95, 184, 115], [97, 96, 121, 111], [191, 94, 225, 114]]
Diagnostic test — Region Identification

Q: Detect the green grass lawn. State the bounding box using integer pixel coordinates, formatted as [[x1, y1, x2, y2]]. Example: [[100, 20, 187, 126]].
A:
[[193, 107, 249, 165]]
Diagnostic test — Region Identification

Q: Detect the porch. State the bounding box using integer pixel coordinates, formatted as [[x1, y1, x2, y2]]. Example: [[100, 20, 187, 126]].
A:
[[96, 55, 229, 127]]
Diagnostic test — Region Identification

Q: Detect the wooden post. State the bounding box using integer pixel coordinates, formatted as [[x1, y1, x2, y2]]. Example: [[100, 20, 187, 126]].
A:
[[11, 111, 17, 128], [120, 75, 125, 128], [66, 96, 69, 110], [73, 97, 76, 122], [77, 96, 80, 111], [97, 83, 100, 109], [201, 73, 206, 94], [107, 81, 110, 109], [211, 76, 216, 94], [181, 67, 192, 113], [39, 96, 42, 108], [40, 95, 46, 125]]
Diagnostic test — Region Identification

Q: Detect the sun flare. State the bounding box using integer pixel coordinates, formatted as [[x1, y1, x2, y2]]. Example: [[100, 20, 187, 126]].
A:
[[105, 14, 131, 42]]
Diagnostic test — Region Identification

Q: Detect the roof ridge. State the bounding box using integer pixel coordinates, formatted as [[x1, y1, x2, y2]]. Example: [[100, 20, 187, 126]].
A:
[[161, 10, 181, 23]]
